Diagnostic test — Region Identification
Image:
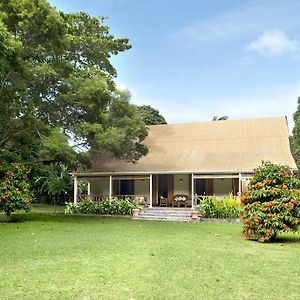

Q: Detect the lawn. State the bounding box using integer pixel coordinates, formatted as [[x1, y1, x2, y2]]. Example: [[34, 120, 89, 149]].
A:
[[0, 206, 300, 300]]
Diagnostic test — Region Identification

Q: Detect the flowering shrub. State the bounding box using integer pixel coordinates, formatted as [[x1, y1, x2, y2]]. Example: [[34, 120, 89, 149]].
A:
[[241, 161, 300, 243], [198, 194, 241, 219], [65, 197, 141, 215], [0, 163, 32, 220]]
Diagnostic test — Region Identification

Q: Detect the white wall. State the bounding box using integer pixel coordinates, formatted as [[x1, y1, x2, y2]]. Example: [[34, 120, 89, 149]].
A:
[[174, 174, 190, 195], [89, 178, 109, 195], [213, 178, 232, 196]]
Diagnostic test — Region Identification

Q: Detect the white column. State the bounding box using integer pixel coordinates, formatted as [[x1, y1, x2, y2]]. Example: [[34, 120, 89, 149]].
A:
[[73, 176, 78, 204], [191, 173, 194, 208], [149, 174, 153, 208], [238, 173, 242, 194], [87, 182, 91, 196], [109, 175, 112, 200]]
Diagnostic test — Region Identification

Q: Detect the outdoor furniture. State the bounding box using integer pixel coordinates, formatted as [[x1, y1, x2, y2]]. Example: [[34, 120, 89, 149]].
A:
[[159, 195, 168, 207], [172, 194, 189, 207]]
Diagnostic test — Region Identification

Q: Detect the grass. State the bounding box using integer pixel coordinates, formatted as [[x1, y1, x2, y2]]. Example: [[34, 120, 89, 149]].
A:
[[0, 205, 300, 300]]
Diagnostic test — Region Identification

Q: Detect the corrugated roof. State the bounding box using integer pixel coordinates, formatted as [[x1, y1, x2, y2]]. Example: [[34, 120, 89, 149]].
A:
[[78, 116, 297, 174]]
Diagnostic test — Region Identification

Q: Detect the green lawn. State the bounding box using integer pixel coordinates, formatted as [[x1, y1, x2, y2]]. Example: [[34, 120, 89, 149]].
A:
[[0, 206, 300, 300]]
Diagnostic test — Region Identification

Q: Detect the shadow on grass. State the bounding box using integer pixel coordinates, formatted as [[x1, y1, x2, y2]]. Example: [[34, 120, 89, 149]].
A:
[[0, 212, 133, 225], [275, 235, 300, 244]]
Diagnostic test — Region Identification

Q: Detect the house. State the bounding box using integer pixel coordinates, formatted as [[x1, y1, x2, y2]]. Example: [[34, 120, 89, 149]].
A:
[[72, 116, 297, 207]]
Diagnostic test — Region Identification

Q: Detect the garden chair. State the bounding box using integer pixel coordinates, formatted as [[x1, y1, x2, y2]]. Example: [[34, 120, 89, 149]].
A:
[[159, 195, 168, 207], [172, 194, 189, 207]]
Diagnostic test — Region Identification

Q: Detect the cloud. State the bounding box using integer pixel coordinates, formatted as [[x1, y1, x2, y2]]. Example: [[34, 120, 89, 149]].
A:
[[246, 29, 300, 57], [171, 1, 300, 45], [173, 20, 241, 42]]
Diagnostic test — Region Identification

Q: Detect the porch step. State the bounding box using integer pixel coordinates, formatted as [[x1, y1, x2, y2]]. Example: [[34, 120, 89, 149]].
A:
[[133, 207, 193, 222]]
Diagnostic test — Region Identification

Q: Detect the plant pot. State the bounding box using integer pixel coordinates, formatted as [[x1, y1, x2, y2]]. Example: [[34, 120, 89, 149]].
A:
[[132, 208, 140, 217], [191, 210, 200, 219]]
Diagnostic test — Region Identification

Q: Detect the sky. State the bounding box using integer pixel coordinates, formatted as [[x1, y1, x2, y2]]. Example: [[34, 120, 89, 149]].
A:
[[48, 0, 300, 131]]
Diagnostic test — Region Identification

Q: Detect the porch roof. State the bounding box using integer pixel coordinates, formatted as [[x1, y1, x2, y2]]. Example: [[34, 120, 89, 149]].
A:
[[75, 116, 297, 175]]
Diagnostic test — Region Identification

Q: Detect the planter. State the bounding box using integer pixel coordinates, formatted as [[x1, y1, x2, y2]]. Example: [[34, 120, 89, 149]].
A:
[[191, 210, 200, 219], [132, 208, 140, 217]]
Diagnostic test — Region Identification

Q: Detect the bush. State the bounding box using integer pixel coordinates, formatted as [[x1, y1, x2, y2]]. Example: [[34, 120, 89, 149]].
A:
[[198, 194, 241, 219], [241, 161, 300, 243], [65, 197, 141, 215], [0, 163, 32, 220]]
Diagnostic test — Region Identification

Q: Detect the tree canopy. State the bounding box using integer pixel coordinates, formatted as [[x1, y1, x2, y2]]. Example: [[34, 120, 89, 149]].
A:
[[292, 96, 300, 168], [212, 116, 229, 121], [138, 105, 167, 125], [0, 0, 148, 165], [0, 0, 149, 203]]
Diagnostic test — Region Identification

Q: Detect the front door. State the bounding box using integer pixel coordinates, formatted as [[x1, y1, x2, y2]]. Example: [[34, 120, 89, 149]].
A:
[[158, 175, 168, 200]]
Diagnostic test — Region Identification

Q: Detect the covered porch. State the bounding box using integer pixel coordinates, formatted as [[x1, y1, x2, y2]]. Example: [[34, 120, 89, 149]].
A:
[[73, 172, 252, 207]]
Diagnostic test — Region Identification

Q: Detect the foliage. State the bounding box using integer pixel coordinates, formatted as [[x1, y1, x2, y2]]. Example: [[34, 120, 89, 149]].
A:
[[0, 163, 32, 220], [212, 116, 229, 121], [292, 96, 300, 168], [65, 198, 140, 215], [138, 105, 167, 125], [241, 161, 300, 242], [32, 163, 72, 204], [0, 0, 148, 165], [197, 194, 241, 219]]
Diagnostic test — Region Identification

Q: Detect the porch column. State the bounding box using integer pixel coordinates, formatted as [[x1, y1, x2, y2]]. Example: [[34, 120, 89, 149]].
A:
[[87, 182, 91, 196], [191, 173, 194, 208], [73, 176, 78, 204], [238, 173, 242, 194], [149, 174, 153, 208], [109, 175, 112, 200]]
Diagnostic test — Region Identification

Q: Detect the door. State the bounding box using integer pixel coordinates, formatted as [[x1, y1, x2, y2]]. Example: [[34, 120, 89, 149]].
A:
[[158, 175, 168, 199]]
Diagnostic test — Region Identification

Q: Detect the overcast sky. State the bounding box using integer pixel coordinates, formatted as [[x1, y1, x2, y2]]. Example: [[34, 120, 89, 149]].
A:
[[49, 0, 300, 131]]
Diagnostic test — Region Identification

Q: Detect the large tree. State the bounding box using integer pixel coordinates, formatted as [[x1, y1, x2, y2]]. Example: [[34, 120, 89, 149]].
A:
[[292, 96, 300, 168], [138, 105, 167, 125], [0, 0, 147, 165], [0, 0, 148, 204]]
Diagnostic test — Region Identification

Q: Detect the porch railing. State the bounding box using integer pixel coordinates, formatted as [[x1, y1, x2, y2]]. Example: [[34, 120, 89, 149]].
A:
[[77, 194, 148, 205]]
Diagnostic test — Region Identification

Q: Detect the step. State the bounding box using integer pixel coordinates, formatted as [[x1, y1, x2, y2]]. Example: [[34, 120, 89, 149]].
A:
[[141, 212, 191, 217], [133, 215, 192, 222], [145, 208, 191, 211]]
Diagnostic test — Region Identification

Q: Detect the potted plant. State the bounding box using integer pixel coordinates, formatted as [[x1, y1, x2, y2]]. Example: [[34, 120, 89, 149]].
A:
[[191, 206, 200, 220], [132, 208, 140, 217]]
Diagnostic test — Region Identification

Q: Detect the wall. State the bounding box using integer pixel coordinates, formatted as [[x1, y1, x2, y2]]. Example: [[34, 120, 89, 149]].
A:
[[213, 178, 232, 196], [89, 178, 109, 195], [173, 174, 190, 196]]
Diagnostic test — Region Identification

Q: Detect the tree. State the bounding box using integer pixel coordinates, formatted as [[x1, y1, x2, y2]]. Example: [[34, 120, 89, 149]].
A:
[[240, 161, 300, 242], [0, 163, 32, 221], [292, 96, 300, 168], [0, 0, 147, 165], [138, 105, 167, 125], [33, 163, 72, 205], [0, 0, 149, 205], [212, 116, 228, 121]]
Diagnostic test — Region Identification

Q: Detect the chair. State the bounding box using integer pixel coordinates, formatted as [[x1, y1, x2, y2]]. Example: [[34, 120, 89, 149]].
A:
[[172, 194, 189, 207], [159, 195, 168, 207]]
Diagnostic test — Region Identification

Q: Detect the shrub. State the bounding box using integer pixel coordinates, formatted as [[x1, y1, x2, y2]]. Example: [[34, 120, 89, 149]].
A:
[[0, 163, 32, 221], [198, 194, 241, 219], [241, 161, 300, 243], [65, 197, 141, 215]]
